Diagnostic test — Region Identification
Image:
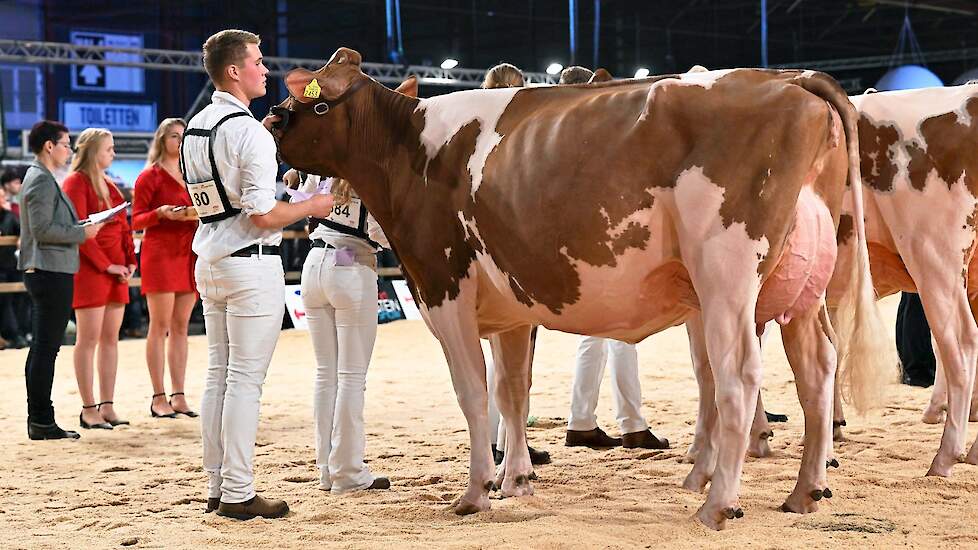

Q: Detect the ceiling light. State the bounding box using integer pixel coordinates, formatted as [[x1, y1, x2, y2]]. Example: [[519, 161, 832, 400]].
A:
[[634, 68, 650, 79], [546, 63, 563, 75], [440, 58, 459, 70]]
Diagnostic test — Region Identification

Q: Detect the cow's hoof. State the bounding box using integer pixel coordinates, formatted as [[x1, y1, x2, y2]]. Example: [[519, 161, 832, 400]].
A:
[[747, 435, 772, 458], [832, 426, 845, 442], [682, 470, 710, 493], [500, 473, 535, 498], [810, 487, 833, 501], [695, 503, 741, 530], [922, 405, 946, 425], [780, 491, 820, 514], [453, 494, 490, 515], [826, 458, 840, 469], [966, 446, 978, 465], [926, 452, 959, 477]]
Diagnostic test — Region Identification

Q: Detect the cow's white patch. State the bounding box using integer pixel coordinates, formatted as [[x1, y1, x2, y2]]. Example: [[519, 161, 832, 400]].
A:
[[671, 166, 769, 283], [415, 88, 521, 196], [643, 68, 738, 111], [851, 85, 978, 142]]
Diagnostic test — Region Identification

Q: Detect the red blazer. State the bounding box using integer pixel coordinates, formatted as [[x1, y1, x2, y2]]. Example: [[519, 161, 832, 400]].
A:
[[62, 172, 136, 273]]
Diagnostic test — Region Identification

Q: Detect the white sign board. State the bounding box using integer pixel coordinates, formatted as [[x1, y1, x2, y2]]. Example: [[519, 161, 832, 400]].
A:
[[392, 280, 422, 320], [61, 100, 157, 132], [70, 31, 145, 93], [284, 285, 308, 330]]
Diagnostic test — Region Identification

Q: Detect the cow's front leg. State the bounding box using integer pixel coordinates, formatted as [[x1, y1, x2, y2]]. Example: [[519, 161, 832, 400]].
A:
[[489, 326, 535, 498], [422, 290, 495, 515]]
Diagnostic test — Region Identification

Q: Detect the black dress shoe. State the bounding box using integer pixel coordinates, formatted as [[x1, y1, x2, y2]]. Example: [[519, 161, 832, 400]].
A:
[[205, 497, 220, 513], [765, 411, 789, 423], [367, 477, 391, 490], [28, 420, 81, 440], [621, 429, 670, 449], [565, 427, 622, 449], [491, 444, 552, 465], [492, 444, 505, 466]]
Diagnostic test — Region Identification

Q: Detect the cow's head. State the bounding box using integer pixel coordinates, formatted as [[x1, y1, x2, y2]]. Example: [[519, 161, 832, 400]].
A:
[[272, 47, 419, 177]]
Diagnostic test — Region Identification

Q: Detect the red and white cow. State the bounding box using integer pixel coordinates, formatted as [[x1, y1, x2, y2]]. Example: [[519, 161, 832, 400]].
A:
[[690, 84, 978, 477], [271, 48, 891, 529]]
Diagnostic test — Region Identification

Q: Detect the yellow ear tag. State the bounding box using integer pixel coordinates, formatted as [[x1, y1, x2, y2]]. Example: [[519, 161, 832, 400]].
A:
[[303, 79, 322, 99]]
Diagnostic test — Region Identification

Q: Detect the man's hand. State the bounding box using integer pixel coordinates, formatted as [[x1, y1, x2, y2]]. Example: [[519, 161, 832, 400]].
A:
[[306, 194, 335, 219], [283, 169, 301, 190], [83, 222, 104, 240], [262, 113, 282, 132]]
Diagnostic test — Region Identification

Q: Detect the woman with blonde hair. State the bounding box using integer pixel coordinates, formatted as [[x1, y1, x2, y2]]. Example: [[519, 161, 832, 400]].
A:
[[132, 118, 199, 418], [286, 169, 391, 493], [63, 128, 136, 430], [482, 63, 525, 89]]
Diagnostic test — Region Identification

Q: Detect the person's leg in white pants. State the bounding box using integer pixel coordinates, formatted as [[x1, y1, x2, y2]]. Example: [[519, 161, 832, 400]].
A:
[[303, 249, 379, 493], [198, 256, 284, 504], [606, 339, 648, 435], [568, 336, 608, 432]]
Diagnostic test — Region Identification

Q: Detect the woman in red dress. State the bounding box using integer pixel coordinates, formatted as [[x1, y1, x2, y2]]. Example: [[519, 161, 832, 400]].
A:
[[132, 118, 199, 418], [63, 128, 136, 430]]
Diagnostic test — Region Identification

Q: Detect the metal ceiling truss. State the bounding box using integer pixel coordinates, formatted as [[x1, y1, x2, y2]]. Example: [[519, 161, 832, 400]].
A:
[[0, 39, 557, 88]]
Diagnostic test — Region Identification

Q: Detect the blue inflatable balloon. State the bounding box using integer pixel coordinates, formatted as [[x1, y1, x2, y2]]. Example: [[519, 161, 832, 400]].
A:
[[875, 65, 943, 91]]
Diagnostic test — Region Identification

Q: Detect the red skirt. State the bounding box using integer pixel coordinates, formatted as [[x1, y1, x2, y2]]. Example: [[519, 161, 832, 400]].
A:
[[73, 270, 130, 309]]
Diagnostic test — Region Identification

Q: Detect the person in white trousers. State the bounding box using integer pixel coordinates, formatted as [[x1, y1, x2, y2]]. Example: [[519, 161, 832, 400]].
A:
[[184, 30, 333, 521], [286, 170, 392, 493], [565, 336, 669, 449]]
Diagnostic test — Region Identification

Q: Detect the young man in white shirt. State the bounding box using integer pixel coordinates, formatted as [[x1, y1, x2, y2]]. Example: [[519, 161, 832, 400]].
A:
[[183, 29, 334, 520]]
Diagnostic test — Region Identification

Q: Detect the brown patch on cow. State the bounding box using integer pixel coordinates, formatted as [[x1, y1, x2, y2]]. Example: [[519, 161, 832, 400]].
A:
[[837, 213, 854, 246], [857, 113, 900, 193], [907, 96, 978, 197], [462, 70, 846, 314]]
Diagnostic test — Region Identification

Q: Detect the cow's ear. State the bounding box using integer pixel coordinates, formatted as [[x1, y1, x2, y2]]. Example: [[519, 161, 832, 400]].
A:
[[285, 48, 365, 104], [395, 76, 418, 98], [589, 68, 613, 83], [285, 68, 324, 103]]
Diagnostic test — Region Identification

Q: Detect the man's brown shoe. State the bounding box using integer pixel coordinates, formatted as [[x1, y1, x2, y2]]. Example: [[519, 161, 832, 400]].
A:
[[621, 429, 669, 449], [565, 427, 622, 449], [205, 497, 220, 513], [216, 494, 289, 520]]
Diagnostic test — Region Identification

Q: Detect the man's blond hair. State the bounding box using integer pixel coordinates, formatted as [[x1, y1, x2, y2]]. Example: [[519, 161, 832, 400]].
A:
[[202, 29, 260, 84]]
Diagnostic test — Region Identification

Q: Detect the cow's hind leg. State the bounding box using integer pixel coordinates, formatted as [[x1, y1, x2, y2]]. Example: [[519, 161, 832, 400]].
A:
[[780, 304, 836, 514], [489, 326, 535, 497], [916, 278, 978, 476], [749, 390, 774, 458], [682, 313, 719, 489]]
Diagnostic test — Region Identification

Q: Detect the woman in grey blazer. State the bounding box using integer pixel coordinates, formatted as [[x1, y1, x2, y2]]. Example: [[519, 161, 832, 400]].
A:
[[19, 120, 102, 440]]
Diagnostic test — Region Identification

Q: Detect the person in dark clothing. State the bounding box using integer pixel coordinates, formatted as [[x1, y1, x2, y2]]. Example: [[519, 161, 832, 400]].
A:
[[896, 292, 936, 387], [0, 186, 29, 349]]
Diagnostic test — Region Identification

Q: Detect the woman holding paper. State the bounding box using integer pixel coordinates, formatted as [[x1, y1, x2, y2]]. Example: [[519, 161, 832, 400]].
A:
[[63, 128, 136, 430], [132, 118, 199, 419]]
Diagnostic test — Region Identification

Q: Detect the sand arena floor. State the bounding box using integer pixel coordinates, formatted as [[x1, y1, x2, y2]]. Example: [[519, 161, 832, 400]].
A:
[[0, 295, 976, 549]]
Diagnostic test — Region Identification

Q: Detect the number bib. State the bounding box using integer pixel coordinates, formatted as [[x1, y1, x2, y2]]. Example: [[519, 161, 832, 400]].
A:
[[327, 197, 364, 229], [186, 180, 227, 218]]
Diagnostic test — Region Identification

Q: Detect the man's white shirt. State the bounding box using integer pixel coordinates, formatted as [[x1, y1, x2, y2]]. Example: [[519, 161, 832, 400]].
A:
[[185, 91, 281, 263]]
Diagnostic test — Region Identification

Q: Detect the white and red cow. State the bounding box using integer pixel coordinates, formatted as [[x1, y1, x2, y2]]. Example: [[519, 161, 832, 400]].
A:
[[690, 84, 978, 478], [835, 85, 978, 474], [271, 48, 891, 529]]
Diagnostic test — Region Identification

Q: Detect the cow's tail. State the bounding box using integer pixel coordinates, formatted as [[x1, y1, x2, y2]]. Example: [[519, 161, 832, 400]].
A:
[[793, 71, 896, 414]]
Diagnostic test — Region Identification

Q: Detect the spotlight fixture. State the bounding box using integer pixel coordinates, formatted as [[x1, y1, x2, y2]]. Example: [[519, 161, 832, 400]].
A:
[[546, 63, 564, 75], [634, 68, 650, 79], [440, 58, 459, 69]]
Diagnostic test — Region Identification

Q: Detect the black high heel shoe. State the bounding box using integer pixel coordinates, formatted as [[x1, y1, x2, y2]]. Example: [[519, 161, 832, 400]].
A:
[[98, 401, 130, 427], [150, 393, 177, 418], [79, 404, 113, 430], [169, 392, 198, 418]]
